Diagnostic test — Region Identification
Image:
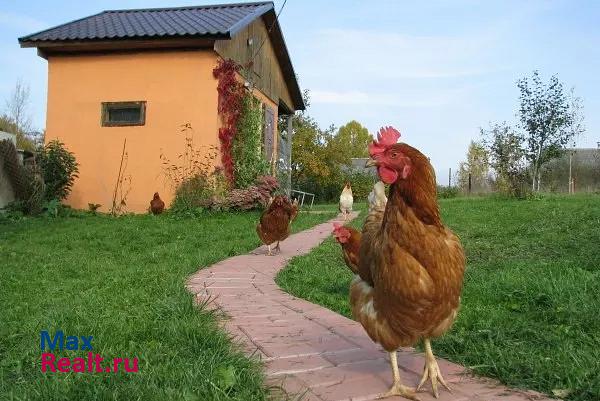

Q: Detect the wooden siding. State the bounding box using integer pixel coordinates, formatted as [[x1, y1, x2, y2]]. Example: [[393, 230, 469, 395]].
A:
[[214, 17, 294, 111]]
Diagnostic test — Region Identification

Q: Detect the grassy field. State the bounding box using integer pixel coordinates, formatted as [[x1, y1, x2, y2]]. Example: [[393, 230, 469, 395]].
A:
[[276, 195, 600, 401], [0, 209, 335, 401]]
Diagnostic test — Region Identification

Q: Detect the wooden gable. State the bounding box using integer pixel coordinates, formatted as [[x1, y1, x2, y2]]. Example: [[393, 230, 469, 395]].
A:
[[214, 17, 295, 113]]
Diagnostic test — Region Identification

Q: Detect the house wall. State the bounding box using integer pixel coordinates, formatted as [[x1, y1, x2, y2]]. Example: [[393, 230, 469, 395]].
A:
[[45, 50, 220, 213]]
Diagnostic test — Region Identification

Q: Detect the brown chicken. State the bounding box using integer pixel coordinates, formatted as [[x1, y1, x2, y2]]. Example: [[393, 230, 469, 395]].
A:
[[351, 127, 465, 400], [332, 223, 361, 274], [333, 181, 387, 275], [256, 195, 294, 256], [150, 192, 165, 215]]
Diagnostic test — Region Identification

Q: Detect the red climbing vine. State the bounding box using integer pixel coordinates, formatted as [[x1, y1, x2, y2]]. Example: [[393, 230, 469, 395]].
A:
[[213, 58, 244, 185]]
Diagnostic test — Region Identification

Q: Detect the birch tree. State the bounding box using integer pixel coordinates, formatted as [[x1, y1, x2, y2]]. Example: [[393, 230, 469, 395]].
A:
[[517, 71, 584, 191]]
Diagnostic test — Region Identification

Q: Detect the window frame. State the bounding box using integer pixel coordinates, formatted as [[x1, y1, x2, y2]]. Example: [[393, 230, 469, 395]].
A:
[[101, 101, 146, 127]]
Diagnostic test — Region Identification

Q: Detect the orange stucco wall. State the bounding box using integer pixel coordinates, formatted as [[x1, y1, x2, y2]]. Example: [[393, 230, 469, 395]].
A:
[[46, 50, 222, 213], [46, 50, 281, 213]]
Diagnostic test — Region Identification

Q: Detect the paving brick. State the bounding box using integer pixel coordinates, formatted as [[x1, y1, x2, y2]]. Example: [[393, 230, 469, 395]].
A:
[[186, 212, 553, 401], [322, 348, 388, 366], [309, 375, 388, 401], [266, 354, 334, 376]]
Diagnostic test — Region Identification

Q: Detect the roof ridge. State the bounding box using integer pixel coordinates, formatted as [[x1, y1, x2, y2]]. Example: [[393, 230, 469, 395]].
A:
[[104, 1, 273, 14]]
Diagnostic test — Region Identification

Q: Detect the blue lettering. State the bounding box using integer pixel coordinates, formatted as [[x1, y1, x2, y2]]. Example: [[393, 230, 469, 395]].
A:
[[41, 330, 63, 351]]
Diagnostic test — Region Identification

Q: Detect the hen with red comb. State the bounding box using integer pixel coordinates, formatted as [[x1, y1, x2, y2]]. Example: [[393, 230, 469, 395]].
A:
[[368, 126, 401, 158]]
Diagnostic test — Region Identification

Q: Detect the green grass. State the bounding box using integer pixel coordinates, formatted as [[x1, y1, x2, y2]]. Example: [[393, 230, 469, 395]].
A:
[[276, 195, 600, 401], [0, 209, 335, 401]]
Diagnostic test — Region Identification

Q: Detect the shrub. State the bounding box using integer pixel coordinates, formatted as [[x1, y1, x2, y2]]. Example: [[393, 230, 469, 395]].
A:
[[345, 171, 377, 201], [37, 140, 79, 201], [293, 170, 376, 203], [437, 186, 460, 199], [170, 169, 229, 212], [493, 172, 532, 199]]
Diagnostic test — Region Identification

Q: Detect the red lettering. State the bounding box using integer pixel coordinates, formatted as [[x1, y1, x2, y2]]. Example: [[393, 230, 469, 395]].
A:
[[57, 357, 71, 372], [123, 358, 138, 373], [41, 353, 56, 372], [72, 357, 86, 372], [113, 358, 122, 373], [94, 354, 104, 373]]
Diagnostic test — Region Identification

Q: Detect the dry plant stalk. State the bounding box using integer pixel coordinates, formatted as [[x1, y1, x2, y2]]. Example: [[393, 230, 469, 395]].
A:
[[160, 123, 221, 191], [110, 138, 132, 216]]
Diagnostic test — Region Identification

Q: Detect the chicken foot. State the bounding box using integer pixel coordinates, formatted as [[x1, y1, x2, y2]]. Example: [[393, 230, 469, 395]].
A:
[[378, 351, 419, 400], [416, 339, 452, 398], [266, 242, 281, 256]]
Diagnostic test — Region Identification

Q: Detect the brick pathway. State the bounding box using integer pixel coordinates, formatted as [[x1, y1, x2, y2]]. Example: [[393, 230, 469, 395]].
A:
[[186, 213, 554, 401]]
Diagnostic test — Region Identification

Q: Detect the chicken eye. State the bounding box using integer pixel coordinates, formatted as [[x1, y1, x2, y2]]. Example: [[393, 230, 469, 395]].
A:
[[390, 152, 398, 158]]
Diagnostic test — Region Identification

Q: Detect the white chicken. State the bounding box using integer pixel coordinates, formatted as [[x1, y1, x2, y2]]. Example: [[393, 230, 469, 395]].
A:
[[367, 181, 387, 213], [339, 182, 354, 220]]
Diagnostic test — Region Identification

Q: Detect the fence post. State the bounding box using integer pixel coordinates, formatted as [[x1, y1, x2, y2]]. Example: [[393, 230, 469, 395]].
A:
[[468, 173, 472, 194]]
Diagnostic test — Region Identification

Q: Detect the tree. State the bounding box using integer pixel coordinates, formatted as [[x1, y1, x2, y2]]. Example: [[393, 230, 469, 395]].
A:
[[517, 71, 585, 191], [328, 120, 372, 161], [2, 80, 36, 151], [457, 141, 489, 193], [482, 122, 529, 198], [290, 113, 335, 186]]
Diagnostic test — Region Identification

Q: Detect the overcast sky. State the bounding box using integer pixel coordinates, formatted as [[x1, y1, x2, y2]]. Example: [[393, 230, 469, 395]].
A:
[[1, 0, 599, 182]]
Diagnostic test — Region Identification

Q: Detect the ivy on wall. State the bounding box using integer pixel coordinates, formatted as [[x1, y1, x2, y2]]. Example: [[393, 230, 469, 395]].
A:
[[213, 59, 244, 185], [233, 94, 268, 188], [213, 58, 272, 189]]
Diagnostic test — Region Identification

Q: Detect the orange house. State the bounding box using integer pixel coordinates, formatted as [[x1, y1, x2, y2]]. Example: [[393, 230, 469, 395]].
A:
[[19, 1, 304, 213]]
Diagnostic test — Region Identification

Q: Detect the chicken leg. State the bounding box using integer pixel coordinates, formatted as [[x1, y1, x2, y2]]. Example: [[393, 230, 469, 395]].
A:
[[274, 241, 281, 253], [416, 339, 452, 398], [267, 244, 273, 256], [378, 351, 419, 400]]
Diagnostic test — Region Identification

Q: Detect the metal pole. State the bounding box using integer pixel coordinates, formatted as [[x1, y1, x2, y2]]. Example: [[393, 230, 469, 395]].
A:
[[448, 168, 451, 187]]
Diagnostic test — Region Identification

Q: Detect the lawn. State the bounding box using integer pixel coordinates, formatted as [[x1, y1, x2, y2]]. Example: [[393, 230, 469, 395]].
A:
[[0, 209, 335, 401], [276, 195, 600, 401]]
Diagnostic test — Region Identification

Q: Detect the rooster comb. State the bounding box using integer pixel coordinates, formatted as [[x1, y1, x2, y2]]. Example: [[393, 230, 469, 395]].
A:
[[368, 126, 401, 157]]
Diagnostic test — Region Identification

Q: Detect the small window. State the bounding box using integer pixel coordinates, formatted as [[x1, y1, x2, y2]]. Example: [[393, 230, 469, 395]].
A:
[[101, 101, 146, 127]]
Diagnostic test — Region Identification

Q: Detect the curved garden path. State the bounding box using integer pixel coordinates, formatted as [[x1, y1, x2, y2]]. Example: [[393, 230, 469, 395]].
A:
[[186, 213, 554, 401]]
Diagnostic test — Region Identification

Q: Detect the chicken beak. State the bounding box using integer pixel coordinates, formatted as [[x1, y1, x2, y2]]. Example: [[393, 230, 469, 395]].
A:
[[365, 158, 377, 168]]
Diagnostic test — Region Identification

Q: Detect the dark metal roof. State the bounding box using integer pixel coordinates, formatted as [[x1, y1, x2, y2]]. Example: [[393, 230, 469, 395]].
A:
[[18, 1, 304, 111], [18, 2, 273, 43]]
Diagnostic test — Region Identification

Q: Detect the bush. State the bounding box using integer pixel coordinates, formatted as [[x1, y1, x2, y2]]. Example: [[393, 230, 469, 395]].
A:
[[37, 140, 79, 201], [346, 171, 377, 201], [293, 170, 376, 203], [171, 169, 228, 212], [437, 185, 460, 199]]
